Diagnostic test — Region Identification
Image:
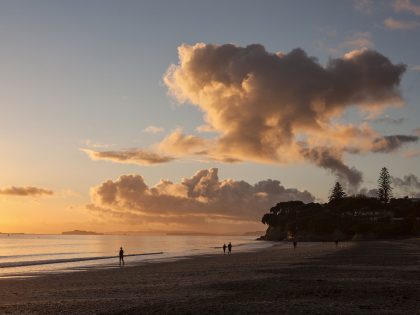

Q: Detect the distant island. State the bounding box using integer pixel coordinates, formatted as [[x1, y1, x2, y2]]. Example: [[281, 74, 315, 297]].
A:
[[62, 230, 103, 235]]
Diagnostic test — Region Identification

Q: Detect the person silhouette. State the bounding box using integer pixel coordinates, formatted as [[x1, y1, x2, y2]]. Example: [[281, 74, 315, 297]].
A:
[[335, 240, 339, 247], [222, 243, 227, 254], [293, 239, 297, 249], [227, 242, 232, 255], [119, 247, 125, 266]]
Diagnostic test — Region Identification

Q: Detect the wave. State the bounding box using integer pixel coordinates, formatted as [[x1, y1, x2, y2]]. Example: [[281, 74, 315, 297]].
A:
[[0, 252, 163, 268]]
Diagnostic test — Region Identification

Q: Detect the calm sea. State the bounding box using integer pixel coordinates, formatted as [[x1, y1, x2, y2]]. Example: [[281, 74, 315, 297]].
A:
[[0, 234, 272, 278]]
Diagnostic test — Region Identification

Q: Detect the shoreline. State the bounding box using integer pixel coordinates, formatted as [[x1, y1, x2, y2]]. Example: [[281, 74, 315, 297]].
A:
[[0, 239, 276, 279], [0, 239, 418, 314]]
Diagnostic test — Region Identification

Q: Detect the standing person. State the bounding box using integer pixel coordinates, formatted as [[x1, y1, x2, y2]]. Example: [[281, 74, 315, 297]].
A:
[[119, 247, 125, 266], [227, 242, 232, 255], [293, 239, 297, 249], [335, 239, 339, 247], [222, 243, 227, 254]]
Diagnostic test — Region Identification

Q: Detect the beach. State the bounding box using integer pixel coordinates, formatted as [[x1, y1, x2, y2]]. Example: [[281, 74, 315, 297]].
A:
[[0, 239, 419, 314]]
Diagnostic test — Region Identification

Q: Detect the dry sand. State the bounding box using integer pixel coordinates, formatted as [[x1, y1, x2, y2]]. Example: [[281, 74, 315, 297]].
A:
[[0, 239, 419, 314]]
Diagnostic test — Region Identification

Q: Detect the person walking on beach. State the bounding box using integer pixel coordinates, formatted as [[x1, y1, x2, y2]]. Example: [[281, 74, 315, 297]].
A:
[[227, 242, 232, 255], [119, 247, 125, 266], [222, 243, 227, 254]]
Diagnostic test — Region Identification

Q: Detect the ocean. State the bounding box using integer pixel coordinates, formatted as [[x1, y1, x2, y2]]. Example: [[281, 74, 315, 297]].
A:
[[0, 234, 273, 278]]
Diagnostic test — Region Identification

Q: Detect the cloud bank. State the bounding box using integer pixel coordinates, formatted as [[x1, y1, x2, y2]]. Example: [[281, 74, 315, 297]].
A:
[[89, 168, 314, 229], [0, 186, 53, 196]]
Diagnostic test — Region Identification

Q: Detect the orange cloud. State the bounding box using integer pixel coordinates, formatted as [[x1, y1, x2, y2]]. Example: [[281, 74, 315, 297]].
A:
[[162, 43, 409, 188], [81, 148, 175, 165], [83, 44, 414, 190], [0, 186, 53, 197], [158, 128, 210, 156]]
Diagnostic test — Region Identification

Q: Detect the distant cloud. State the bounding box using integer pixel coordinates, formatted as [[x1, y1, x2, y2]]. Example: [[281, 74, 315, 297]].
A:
[[329, 32, 374, 55], [412, 65, 420, 71], [353, 0, 374, 14], [83, 139, 113, 149], [0, 186, 53, 197], [365, 115, 405, 124], [358, 187, 378, 197], [371, 135, 418, 153], [403, 149, 420, 158], [384, 17, 419, 30], [158, 128, 210, 156], [196, 124, 216, 133], [161, 43, 406, 188], [89, 168, 315, 228], [392, 174, 420, 197], [343, 133, 418, 155], [341, 32, 374, 50], [81, 148, 175, 165], [143, 125, 165, 134], [393, 0, 420, 15], [300, 146, 363, 191]]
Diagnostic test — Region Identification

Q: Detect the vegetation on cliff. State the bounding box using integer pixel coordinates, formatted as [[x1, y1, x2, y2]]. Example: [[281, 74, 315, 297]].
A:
[[261, 168, 420, 241]]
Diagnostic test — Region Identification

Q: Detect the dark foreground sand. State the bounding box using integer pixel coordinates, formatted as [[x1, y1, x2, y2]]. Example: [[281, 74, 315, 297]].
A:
[[0, 239, 419, 314]]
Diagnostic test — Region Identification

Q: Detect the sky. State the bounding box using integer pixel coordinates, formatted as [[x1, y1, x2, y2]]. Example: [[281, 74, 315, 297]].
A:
[[0, 0, 419, 234]]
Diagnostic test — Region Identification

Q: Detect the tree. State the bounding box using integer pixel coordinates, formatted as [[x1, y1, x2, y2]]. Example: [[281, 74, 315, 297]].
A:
[[329, 182, 346, 202], [377, 167, 393, 203]]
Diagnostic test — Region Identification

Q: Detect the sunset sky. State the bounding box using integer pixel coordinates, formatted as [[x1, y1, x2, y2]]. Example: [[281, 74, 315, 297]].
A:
[[1, 0, 420, 234]]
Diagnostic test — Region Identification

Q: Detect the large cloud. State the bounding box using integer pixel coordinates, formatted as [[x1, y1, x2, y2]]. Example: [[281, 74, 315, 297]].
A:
[[0, 186, 53, 196], [81, 44, 415, 190], [160, 43, 411, 188], [89, 168, 314, 228]]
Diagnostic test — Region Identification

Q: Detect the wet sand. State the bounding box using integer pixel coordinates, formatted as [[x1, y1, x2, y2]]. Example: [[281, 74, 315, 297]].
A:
[[0, 239, 419, 314]]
